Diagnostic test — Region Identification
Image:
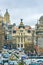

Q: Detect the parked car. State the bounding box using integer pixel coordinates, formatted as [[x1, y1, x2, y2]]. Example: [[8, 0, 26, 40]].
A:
[[8, 61, 18, 65]]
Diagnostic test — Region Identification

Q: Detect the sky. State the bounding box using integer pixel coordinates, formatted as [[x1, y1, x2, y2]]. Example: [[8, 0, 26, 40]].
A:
[[0, 0, 43, 27]]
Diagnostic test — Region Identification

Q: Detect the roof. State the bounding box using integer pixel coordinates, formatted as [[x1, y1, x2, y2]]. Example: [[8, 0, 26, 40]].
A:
[[39, 16, 43, 21], [4, 9, 9, 16], [19, 21, 25, 29], [13, 23, 16, 26]]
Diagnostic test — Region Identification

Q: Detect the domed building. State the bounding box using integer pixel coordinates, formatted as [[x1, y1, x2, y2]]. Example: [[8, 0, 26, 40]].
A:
[[12, 19, 33, 49], [39, 16, 43, 23], [0, 10, 34, 50], [18, 19, 25, 29], [35, 16, 43, 54]]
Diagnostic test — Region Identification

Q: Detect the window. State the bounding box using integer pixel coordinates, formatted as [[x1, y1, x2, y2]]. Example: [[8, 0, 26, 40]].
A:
[[28, 30, 31, 33], [28, 37, 31, 40], [13, 30, 16, 33], [21, 37, 23, 42], [18, 37, 20, 42], [24, 37, 25, 42], [9, 30, 12, 34], [20, 30, 23, 32], [21, 44, 23, 47], [5, 35, 7, 40], [21, 33, 22, 35]]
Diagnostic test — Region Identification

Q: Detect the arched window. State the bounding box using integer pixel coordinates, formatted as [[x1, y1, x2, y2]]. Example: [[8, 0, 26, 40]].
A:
[[13, 30, 16, 33], [28, 30, 31, 33]]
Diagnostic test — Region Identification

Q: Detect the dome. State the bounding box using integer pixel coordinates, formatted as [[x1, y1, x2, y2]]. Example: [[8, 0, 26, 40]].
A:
[[13, 23, 16, 26], [39, 16, 43, 21], [18, 19, 25, 29], [39, 16, 43, 24]]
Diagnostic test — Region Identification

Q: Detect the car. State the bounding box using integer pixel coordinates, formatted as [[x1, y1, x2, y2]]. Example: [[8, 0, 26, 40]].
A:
[[23, 59, 31, 65], [37, 60, 43, 63], [4, 62, 8, 65], [2, 58, 8, 63], [0, 60, 3, 65], [3, 53, 10, 58], [8, 61, 18, 65]]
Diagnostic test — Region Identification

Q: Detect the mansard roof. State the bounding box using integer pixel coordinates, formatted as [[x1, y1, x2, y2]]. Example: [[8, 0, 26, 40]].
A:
[[18, 19, 25, 29]]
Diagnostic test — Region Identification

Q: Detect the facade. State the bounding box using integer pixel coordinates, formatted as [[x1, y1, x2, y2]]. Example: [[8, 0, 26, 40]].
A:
[[0, 10, 34, 50], [3, 10, 12, 49], [0, 15, 4, 51], [35, 16, 43, 53], [7, 25, 13, 49], [4, 9, 10, 24], [12, 19, 33, 49], [0, 9, 43, 53]]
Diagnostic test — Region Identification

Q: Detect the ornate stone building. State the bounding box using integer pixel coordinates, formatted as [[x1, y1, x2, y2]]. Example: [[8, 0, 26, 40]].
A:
[[12, 19, 33, 49], [3, 10, 12, 49], [0, 15, 4, 51], [0, 10, 34, 50], [35, 16, 43, 54], [4, 9, 10, 24]]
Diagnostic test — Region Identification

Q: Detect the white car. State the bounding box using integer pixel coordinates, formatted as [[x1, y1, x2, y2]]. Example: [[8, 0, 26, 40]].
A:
[[8, 61, 18, 65], [23, 59, 31, 65], [4, 62, 8, 65]]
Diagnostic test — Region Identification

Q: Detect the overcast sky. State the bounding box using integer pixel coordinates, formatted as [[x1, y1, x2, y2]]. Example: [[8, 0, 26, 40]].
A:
[[0, 0, 43, 27]]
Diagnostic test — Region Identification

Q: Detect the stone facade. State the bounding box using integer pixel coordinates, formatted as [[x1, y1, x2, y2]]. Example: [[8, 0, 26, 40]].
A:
[[12, 19, 33, 49], [35, 16, 43, 54], [0, 15, 4, 51], [0, 10, 34, 50]]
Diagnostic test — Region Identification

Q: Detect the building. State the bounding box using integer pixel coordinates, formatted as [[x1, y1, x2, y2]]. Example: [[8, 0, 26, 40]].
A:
[[0, 10, 34, 50], [12, 19, 33, 49], [0, 14, 4, 52], [35, 16, 43, 54], [4, 9, 10, 24], [3, 10, 12, 49]]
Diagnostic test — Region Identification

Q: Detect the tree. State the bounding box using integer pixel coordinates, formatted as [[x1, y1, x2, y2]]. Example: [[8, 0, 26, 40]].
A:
[[18, 58, 24, 65], [24, 41, 34, 53]]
